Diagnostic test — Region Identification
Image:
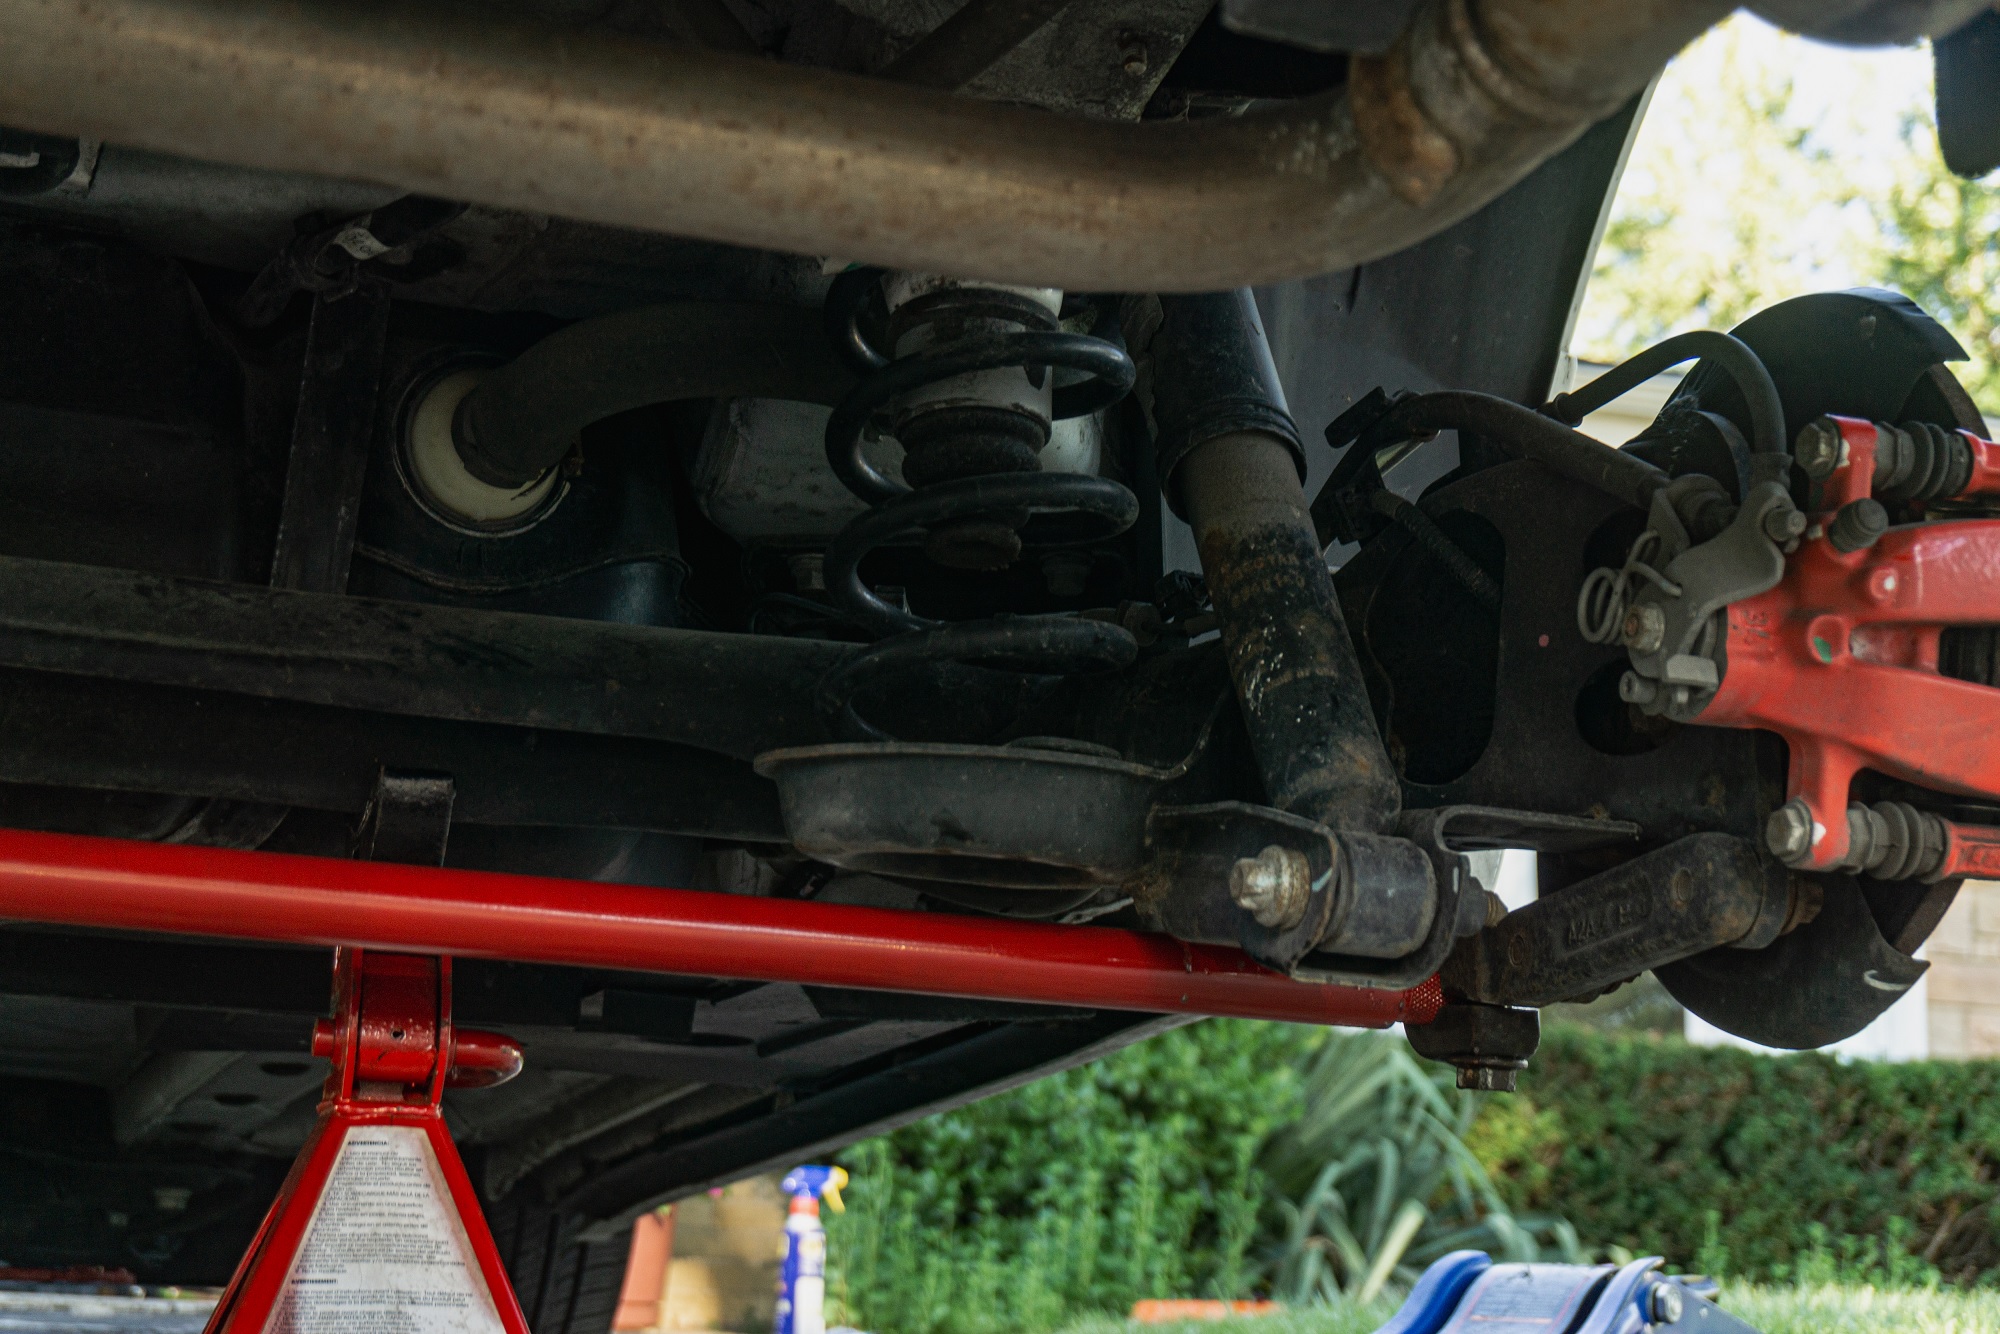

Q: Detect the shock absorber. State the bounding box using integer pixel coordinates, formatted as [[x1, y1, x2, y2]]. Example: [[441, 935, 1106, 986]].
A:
[[816, 270, 1141, 739]]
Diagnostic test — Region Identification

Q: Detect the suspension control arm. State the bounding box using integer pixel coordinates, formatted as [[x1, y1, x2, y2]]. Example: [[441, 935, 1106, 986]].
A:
[[1441, 834, 1799, 1007]]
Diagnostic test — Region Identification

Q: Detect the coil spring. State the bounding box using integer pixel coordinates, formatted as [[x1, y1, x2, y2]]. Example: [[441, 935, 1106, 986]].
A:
[[816, 269, 1141, 740]]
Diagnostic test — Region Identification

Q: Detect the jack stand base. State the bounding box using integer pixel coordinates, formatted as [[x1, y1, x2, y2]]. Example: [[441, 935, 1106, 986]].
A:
[[203, 948, 527, 1334]]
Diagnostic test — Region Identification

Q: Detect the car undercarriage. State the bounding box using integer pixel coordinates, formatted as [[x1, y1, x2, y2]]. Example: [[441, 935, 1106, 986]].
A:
[[0, 0, 1996, 1320]]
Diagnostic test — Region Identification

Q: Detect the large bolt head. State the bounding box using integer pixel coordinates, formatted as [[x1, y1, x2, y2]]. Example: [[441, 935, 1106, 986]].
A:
[[1457, 1066, 1518, 1093], [1229, 844, 1312, 929], [1765, 798, 1815, 863], [1650, 1282, 1685, 1324], [1794, 418, 1843, 480]]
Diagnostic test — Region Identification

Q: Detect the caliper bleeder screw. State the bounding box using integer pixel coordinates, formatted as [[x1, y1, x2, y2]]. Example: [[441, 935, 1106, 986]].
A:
[[1649, 1281, 1685, 1324], [1765, 797, 1815, 864], [1794, 417, 1843, 480], [1229, 844, 1312, 929], [1621, 602, 1666, 654], [1828, 498, 1889, 553]]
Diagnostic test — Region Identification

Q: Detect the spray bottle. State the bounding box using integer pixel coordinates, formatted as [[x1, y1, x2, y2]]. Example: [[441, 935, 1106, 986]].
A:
[[776, 1165, 847, 1334]]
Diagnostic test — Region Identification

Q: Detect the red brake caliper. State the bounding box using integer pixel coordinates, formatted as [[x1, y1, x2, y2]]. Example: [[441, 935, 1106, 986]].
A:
[[201, 948, 529, 1334], [1699, 415, 2000, 876]]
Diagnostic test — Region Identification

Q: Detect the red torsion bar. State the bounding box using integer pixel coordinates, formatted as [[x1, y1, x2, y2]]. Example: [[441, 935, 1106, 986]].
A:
[[0, 828, 1439, 1027]]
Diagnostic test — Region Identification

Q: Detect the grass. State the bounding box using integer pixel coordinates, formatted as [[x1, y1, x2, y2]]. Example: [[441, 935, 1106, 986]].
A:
[[1724, 1283, 2000, 1333], [1052, 1283, 2000, 1334], [1056, 1307, 1397, 1334]]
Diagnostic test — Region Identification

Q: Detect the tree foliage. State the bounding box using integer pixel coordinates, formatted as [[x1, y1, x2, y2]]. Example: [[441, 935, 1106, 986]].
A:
[[1576, 17, 2000, 406], [1874, 118, 2000, 403]]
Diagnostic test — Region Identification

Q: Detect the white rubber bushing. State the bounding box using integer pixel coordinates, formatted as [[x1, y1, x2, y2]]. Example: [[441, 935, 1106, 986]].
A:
[[406, 368, 559, 526]]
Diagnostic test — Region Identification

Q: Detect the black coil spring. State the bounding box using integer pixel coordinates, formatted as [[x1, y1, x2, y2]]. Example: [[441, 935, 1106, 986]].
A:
[[816, 269, 1141, 740]]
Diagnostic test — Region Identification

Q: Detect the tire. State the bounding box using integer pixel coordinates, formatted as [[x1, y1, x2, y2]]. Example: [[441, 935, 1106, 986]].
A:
[[487, 1196, 634, 1334]]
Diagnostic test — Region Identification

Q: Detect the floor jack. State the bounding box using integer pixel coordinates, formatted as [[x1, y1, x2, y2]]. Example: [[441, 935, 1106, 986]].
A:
[[1376, 1251, 1761, 1333]]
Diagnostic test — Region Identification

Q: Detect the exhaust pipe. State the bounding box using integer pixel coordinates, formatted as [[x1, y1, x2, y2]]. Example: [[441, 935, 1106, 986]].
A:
[[1, 0, 1732, 291]]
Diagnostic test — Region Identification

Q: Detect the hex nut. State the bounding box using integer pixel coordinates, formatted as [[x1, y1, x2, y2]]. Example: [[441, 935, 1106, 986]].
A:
[[1765, 798, 1814, 863], [1794, 418, 1842, 480], [1229, 844, 1311, 929], [1650, 1282, 1685, 1324], [1622, 602, 1667, 654], [1406, 1003, 1539, 1095]]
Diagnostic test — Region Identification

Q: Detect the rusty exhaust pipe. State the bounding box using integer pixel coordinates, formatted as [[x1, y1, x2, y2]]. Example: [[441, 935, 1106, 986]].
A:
[[0, 0, 1730, 291]]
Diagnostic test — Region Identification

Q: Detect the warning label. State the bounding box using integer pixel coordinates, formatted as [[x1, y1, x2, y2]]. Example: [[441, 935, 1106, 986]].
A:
[[268, 1125, 509, 1334]]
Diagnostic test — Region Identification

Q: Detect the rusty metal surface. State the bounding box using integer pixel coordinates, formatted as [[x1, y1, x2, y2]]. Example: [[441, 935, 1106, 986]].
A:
[[1183, 432, 1402, 833], [0, 0, 1730, 291], [1350, 38, 1461, 206]]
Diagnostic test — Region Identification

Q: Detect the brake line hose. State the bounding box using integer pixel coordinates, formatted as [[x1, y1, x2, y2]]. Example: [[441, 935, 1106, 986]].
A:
[[1545, 330, 1787, 463]]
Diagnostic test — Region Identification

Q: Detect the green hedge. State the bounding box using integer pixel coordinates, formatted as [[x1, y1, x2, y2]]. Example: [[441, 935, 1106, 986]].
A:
[[1471, 1026, 2000, 1285], [825, 1019, 2000, 1334], [825, 1019, 1321, 1334]]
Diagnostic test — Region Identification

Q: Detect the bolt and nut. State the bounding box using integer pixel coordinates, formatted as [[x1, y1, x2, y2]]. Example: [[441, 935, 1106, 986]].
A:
[[1794, 418, 1843, 480], [789, 553, 826, 592], [1765, 797, 1815, 863], [1762, 503, 1807, 543], [1116, 32, 1150, 75], [1621, 602, 1666, 654], [1229, 844, 1312, 929], [1618, 671, 1660, 706], [1649, 1281, 1685, 1324]]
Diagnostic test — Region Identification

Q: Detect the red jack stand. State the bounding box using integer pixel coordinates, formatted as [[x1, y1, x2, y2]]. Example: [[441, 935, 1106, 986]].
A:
[[202, 948, 530, 1334]]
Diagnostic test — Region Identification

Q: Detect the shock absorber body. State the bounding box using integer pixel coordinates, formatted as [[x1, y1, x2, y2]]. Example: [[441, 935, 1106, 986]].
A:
[[818, 270, 1140, 738], [1150, 291, 1401, 834], [879, 275, 1064, 571]]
